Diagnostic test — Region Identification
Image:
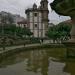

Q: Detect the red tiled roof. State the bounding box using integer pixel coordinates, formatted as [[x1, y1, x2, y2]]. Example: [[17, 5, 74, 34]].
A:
[[17, 20, 28, 24]]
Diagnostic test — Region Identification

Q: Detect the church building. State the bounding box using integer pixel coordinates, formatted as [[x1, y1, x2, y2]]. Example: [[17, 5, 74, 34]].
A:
[[25, 0, 49, 38]]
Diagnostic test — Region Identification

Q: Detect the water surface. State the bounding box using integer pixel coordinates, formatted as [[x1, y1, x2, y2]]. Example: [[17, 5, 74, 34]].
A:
[[0, 48, 74, 75]]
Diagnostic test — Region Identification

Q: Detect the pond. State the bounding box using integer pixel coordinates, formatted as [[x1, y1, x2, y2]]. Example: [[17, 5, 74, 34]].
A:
[[0, 48, 75, 75]]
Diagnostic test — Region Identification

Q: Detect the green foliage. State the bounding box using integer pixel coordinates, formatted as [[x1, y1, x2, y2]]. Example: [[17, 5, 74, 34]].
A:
[[47, 22, 72, 42], [16, 27, 33, 37], [47, 26, 58, 40], [0, 24, 16, 35], [50, 0, 75, 16], [0, 24, 33, 38]]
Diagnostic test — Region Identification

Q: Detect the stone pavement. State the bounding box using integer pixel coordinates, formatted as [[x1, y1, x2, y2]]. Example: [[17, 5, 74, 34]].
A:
[[0, 40, 52, 54], [0, 43, 43, 54]]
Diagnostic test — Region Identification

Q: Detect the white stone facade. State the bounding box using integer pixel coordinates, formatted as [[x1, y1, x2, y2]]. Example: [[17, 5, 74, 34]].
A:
[[28, 11, 46, 38], [25, 0, 49, 38]]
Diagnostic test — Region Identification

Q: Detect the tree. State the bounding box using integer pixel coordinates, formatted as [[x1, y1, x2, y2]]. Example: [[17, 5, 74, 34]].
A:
[[47, 22, 71, 43], [16, 26, 33, 38], [0, 13, 14, 35], [50, 0, 75, 43], [23, 27, 33, 37], [57, 22, 71, 41], [1, 37, 7, 50], [4, 24, 16, 35], [46, 26, 58, 43]]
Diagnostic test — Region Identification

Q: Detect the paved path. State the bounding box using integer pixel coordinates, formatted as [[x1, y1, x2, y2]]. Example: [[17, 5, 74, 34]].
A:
[[0, 43, 44, 54], [0, 40, 56, 54]]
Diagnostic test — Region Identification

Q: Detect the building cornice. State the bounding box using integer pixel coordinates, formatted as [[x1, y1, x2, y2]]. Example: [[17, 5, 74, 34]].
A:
[[40, 0, 48, 4], [25, 8, 49, 14]]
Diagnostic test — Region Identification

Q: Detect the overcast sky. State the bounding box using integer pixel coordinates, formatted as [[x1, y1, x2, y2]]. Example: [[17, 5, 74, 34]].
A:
[[0, 0, 70, 24]]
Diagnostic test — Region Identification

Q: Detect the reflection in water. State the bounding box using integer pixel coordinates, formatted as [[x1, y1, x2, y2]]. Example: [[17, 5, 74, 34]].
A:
[[26, 50, 49, 75], [48, 60, 70, 75], [0, 49, 72, 75]]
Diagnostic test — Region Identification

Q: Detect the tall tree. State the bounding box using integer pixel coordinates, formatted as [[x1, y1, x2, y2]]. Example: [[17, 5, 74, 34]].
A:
[[47, 22, 71, 43]]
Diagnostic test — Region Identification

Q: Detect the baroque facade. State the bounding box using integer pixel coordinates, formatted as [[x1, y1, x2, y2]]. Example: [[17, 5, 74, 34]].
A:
[[25, 0, 49, 38]]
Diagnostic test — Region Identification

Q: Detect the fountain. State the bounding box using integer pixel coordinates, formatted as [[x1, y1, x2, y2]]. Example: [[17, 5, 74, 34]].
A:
[[50, 0, 75, 57]]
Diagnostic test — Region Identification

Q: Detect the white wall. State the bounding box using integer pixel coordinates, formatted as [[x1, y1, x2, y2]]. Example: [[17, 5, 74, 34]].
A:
[[43, 23, 46, 37], [30, 23, 33, 30], [39, 30, 42, 37], [34, 29, 38, 37], [39, 23, 42, 29], [28, 11, 46, 38], [34, 17, 38, 22], [39, 13, 42, 23], [29, 12, 33, 30]]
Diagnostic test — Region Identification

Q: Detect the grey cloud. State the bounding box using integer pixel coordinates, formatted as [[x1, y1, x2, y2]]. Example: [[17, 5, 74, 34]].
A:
[[0, 0, 69, 24]]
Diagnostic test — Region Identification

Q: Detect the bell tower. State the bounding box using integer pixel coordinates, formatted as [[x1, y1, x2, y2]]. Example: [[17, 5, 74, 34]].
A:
[[40, 0, 48, 10], [40, 0, 49, 37]]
